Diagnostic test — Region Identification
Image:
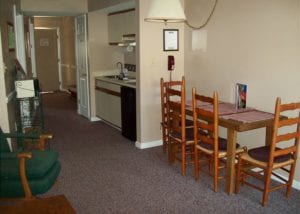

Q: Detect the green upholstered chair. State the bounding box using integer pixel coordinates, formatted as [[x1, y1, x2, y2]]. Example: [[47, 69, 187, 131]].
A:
[[0, 128, 61, 199]]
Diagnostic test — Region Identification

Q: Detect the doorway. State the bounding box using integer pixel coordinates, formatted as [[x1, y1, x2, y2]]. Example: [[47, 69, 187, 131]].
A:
[[34, 28, 61, 92]]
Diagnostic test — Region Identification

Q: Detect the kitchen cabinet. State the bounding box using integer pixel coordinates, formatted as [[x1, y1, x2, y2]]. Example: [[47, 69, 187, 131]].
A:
[[108, 9, 136, 44], [95, 80, 121, 127]]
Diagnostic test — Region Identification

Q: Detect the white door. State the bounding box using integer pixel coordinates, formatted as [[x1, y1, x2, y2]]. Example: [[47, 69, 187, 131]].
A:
[[35, 29, 60, 92], [75, 15, 90, 119], [29, 21, 37, 77]]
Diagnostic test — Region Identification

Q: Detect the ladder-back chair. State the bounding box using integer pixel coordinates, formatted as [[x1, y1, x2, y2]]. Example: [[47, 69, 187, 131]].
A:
[[166, 76, 194, 175], [192, 88, 245, 192], [235, 97, 300, 206]]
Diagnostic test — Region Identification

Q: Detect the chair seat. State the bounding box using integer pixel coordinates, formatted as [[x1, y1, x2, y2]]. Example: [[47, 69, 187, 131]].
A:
[[240, 152, 294, 170], [198, 137, 237, 151], [161, 118, 193, 128], [170, 127, 194, 142], [248, 146, 291, 163], [185, 118, 194, 127], [196, 138, 245, 158], [0, 150, 59, 180]]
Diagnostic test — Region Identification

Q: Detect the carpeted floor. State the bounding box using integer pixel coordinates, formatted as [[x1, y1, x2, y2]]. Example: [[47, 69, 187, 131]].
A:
[[42, 92, 300, 214]]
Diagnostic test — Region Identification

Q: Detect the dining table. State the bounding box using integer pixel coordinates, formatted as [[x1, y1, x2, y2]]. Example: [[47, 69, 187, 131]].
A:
[[185, 101, 275, 194]]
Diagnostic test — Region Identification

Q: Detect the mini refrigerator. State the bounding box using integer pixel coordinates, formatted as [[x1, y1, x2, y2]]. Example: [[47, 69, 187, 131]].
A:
[[121, 86, 136, 141]]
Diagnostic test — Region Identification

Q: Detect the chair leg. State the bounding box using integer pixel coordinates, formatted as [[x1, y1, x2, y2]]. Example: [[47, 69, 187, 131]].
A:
[[162, 128, 167, 154], [214, 156, 218, 192], [181, 143, 186, 176], [194, 148, 199, 180], [262, 168, 272, 206], [235, 156, 243, 194], [163, 139, 166, 154], [168, 139, 174, 164], [286, 163, 296, 197]]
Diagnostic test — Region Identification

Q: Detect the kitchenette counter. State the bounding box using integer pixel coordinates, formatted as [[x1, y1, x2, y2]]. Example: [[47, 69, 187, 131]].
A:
[[94, 73, 136, 129], [95, 75, 136, 89]]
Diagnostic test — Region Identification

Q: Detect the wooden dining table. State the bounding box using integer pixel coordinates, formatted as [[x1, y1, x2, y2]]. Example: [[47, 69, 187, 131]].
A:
[[185, 101, 275, 194]]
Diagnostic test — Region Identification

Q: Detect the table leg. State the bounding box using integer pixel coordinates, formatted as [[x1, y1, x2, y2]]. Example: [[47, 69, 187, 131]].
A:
[[226, 128, 237, 194], [265, 125, 273, 146]]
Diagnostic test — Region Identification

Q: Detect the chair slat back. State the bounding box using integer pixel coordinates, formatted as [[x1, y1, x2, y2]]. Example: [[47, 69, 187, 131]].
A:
[[160, 78, 184, 126], [166, 77, 186, 141], [192, 88, 219, 152], [270, 97, 300, 164]]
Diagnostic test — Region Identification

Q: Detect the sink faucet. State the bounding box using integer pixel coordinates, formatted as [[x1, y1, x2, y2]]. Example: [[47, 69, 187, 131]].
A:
[[116, 62, 124, 78]]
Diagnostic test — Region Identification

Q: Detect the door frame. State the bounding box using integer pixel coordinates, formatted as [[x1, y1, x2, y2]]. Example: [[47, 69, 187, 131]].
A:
[[34, 27, 63, 91], [29, 19, 37, 78]]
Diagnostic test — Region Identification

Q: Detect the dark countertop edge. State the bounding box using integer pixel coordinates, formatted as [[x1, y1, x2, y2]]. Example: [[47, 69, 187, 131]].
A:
[[95, 76, 136, 89]]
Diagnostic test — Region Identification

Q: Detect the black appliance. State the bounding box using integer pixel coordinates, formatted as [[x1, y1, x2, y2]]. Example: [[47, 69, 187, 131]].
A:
[[121, 86, 136, 141]]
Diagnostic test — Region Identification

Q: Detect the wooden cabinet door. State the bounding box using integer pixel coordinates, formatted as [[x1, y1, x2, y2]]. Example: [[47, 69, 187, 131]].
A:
[[107, 9, 136, 44], [108, 14, 124, 43]]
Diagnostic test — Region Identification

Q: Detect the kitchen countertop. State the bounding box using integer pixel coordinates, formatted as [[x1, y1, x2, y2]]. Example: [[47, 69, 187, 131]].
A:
[[95, 76, 136, 89]]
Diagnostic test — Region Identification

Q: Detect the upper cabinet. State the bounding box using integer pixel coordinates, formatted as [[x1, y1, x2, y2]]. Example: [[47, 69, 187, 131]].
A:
[[108, 9, 136, 45]]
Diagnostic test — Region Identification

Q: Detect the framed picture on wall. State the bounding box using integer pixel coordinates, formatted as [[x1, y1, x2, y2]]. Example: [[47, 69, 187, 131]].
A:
[[163, 29, 179, 51], [7, 22, 15, 51]]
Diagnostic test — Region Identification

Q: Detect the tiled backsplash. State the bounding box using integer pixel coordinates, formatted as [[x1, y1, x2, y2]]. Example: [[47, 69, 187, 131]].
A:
[[124, 64, 136, 72]]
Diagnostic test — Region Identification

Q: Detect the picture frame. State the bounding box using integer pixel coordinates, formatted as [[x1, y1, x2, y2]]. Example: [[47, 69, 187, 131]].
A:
[[235, 83, 247, 109], [7, 22, 15, 51], [163, 29, 179, 51]]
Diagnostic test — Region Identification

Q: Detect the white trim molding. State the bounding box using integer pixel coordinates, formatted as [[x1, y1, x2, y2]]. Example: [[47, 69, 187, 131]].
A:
[[90, 117, 101, 122], [135, 140, 162, 149], [292, 180, 300, 190]]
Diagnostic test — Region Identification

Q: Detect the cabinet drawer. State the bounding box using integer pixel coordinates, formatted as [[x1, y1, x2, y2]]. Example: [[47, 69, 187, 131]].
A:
[[95, 80, 121, 96]]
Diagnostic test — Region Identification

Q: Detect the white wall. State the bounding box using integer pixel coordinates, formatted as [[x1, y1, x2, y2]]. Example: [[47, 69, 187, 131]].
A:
[[184, 0, 300, 181], [137, 0, 185, 145]]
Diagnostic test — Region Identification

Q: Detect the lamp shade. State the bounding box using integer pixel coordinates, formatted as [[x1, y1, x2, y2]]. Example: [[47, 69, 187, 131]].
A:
[[145, 0, 186, 23]]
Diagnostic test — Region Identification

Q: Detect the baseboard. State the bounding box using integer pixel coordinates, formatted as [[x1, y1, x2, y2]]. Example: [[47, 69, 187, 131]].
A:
[[135, 140, 162, 149], [90, 117, 101, 122], [252, 168, 300, 190], [292, 180, 300, 190]]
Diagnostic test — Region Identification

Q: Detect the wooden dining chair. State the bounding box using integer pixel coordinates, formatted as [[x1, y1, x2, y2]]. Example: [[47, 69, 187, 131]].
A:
[[160, 77, 192, 154], [235, 97, 300, 206], [166, 76, 194, 175], [192, 88, 245, 192]]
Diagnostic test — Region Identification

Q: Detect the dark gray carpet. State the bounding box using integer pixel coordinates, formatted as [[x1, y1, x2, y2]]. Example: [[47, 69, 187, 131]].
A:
[[42, 92, 300, 214]]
